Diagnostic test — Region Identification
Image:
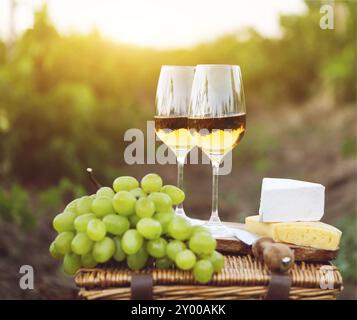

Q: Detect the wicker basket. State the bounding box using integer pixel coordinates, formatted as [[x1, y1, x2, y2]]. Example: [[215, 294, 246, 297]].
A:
[[75, 255, 343, 300]]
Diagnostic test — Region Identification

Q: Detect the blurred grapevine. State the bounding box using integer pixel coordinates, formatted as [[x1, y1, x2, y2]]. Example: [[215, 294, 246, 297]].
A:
[[0, 2, 355, 188]]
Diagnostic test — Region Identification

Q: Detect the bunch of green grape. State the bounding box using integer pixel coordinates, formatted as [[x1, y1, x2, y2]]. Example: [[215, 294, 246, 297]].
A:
[[49, 173, 224, 284]]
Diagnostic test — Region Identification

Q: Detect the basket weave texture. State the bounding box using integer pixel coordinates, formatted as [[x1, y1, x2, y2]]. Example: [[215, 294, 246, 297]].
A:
[[75, 255, 343, 300]]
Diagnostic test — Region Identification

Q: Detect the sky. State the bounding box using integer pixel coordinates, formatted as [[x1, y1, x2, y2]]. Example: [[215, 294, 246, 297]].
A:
[[0, 0, 307, 48]]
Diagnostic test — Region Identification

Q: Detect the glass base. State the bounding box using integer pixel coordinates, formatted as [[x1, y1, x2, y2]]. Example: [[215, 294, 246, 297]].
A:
[[175, 208, 205, 226], [204, 221, 235, 238], [175, 206, 187, 218], [187, 218, 205, 226]]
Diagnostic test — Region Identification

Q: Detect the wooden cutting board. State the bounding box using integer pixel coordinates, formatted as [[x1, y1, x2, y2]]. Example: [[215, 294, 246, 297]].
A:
[[216, 222, 339, 262]]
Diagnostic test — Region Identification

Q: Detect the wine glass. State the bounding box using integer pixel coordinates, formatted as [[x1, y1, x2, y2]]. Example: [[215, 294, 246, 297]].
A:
[[188, 65, 246, 236], [155, 66, 195, 218]]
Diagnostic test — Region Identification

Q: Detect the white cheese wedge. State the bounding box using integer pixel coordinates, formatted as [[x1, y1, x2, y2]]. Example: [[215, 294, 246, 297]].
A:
[[259, 178, 325, 222]]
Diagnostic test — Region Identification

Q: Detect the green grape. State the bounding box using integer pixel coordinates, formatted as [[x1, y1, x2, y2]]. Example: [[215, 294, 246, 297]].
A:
[[153, 210, 174, 234], [207, 251, 225, 272], [64, 208, 78, 218], [65, 199, 78, 211], [175, 249, 196, 270], [155, 256, 173, 269], [168, 216, 192, 241], [63, 253, 82, 275], [53, 211, 76, 233], [96, 186, 115, 198], [188, 232, 216, 256], [112, 191, 136, 216], [49, 241, 63, 259], [130, 187, 146, 199], [193, 259, 214, 284], [103, 214, 130, 236], [113, 236, 126, 262], [137, 218, 162, 240], [71, 232, 93, 255], [65, 199, 79, 210], [141, 173, 163, 193], [86, 219, 106, 241], [147, 238, 167, 258], [121, 229, 144, 255], [54, 232, 75, 255], [91, 196, 115, 217], [166, 240, 186, 261], [113, 176, 139, 192], [89, 194, 96, 200], [191, 225, 210, 236], [160, 185, 185, 205], [92, 237, 115, 263], [127, 247, 149, 270], [135, 197, 155, 218], [74, 213, 95, 232], [129, 214, 140, 228], [81, 252, 98, 268], [147, 192, 172, 212], [76, 196, 93, 215]]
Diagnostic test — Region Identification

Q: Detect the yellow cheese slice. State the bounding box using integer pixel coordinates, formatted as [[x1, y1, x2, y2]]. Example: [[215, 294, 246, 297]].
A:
[[245, 215, 342, 250]]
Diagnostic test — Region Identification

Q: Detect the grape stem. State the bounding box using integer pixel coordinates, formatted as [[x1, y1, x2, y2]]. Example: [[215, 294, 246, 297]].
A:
[[86, 168, 102, 189]]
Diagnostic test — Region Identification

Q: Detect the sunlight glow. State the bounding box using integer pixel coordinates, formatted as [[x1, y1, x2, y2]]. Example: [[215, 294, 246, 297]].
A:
[[0, 0, 306, 48]]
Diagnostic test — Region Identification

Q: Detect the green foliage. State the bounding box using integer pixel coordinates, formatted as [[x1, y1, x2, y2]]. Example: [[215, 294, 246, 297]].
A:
[[335, 213, 357, 281], [322, 1, 357, 103], [0, 184, 34, 230], [324, 45, 356, 103], [0, 178, 85, 231], [0, 3, 355, 188], [341, 137, 357, 158], [0, 41, 6, 65], [38, 178, 85, 214], [235, 124, 278, 173]]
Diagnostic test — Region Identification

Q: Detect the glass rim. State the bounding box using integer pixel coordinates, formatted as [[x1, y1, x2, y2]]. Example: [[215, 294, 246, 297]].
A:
[[161, 65, 195, 69], [195, 64, 242, 69]]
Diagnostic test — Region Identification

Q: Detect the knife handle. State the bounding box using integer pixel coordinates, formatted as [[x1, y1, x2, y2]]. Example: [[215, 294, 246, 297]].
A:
[[252, 237, 294, 273]]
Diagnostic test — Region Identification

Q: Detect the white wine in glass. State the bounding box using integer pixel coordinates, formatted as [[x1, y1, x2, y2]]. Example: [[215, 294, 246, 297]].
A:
[[155, 66, 195, 218], [155, 116, 194, 156], [188, 65, 246, 236]]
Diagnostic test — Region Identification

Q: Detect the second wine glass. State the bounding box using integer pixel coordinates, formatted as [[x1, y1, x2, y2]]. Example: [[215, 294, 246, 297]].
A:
[[188, 64, 246, 236], [155, 66, 195, 218]]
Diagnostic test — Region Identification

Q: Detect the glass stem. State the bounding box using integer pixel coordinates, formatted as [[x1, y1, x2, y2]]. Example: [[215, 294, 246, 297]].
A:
[[209, 160, 222, 225], [175, 154, 186, 216]]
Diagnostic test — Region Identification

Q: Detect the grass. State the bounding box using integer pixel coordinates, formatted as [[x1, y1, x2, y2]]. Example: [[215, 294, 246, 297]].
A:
[[335, 212, 357, 282]]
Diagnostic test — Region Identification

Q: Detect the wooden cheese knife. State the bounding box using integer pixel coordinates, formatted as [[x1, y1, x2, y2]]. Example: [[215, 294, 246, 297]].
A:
[[229, 227, 294, 273]]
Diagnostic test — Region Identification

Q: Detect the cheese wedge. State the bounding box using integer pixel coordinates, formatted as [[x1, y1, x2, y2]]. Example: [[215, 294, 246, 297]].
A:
[[245, 215, 341, 250], [259, 178, 325, 222]]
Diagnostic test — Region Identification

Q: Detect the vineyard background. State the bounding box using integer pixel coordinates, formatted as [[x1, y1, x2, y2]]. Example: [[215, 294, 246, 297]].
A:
[[0, 1, 356, 299]]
